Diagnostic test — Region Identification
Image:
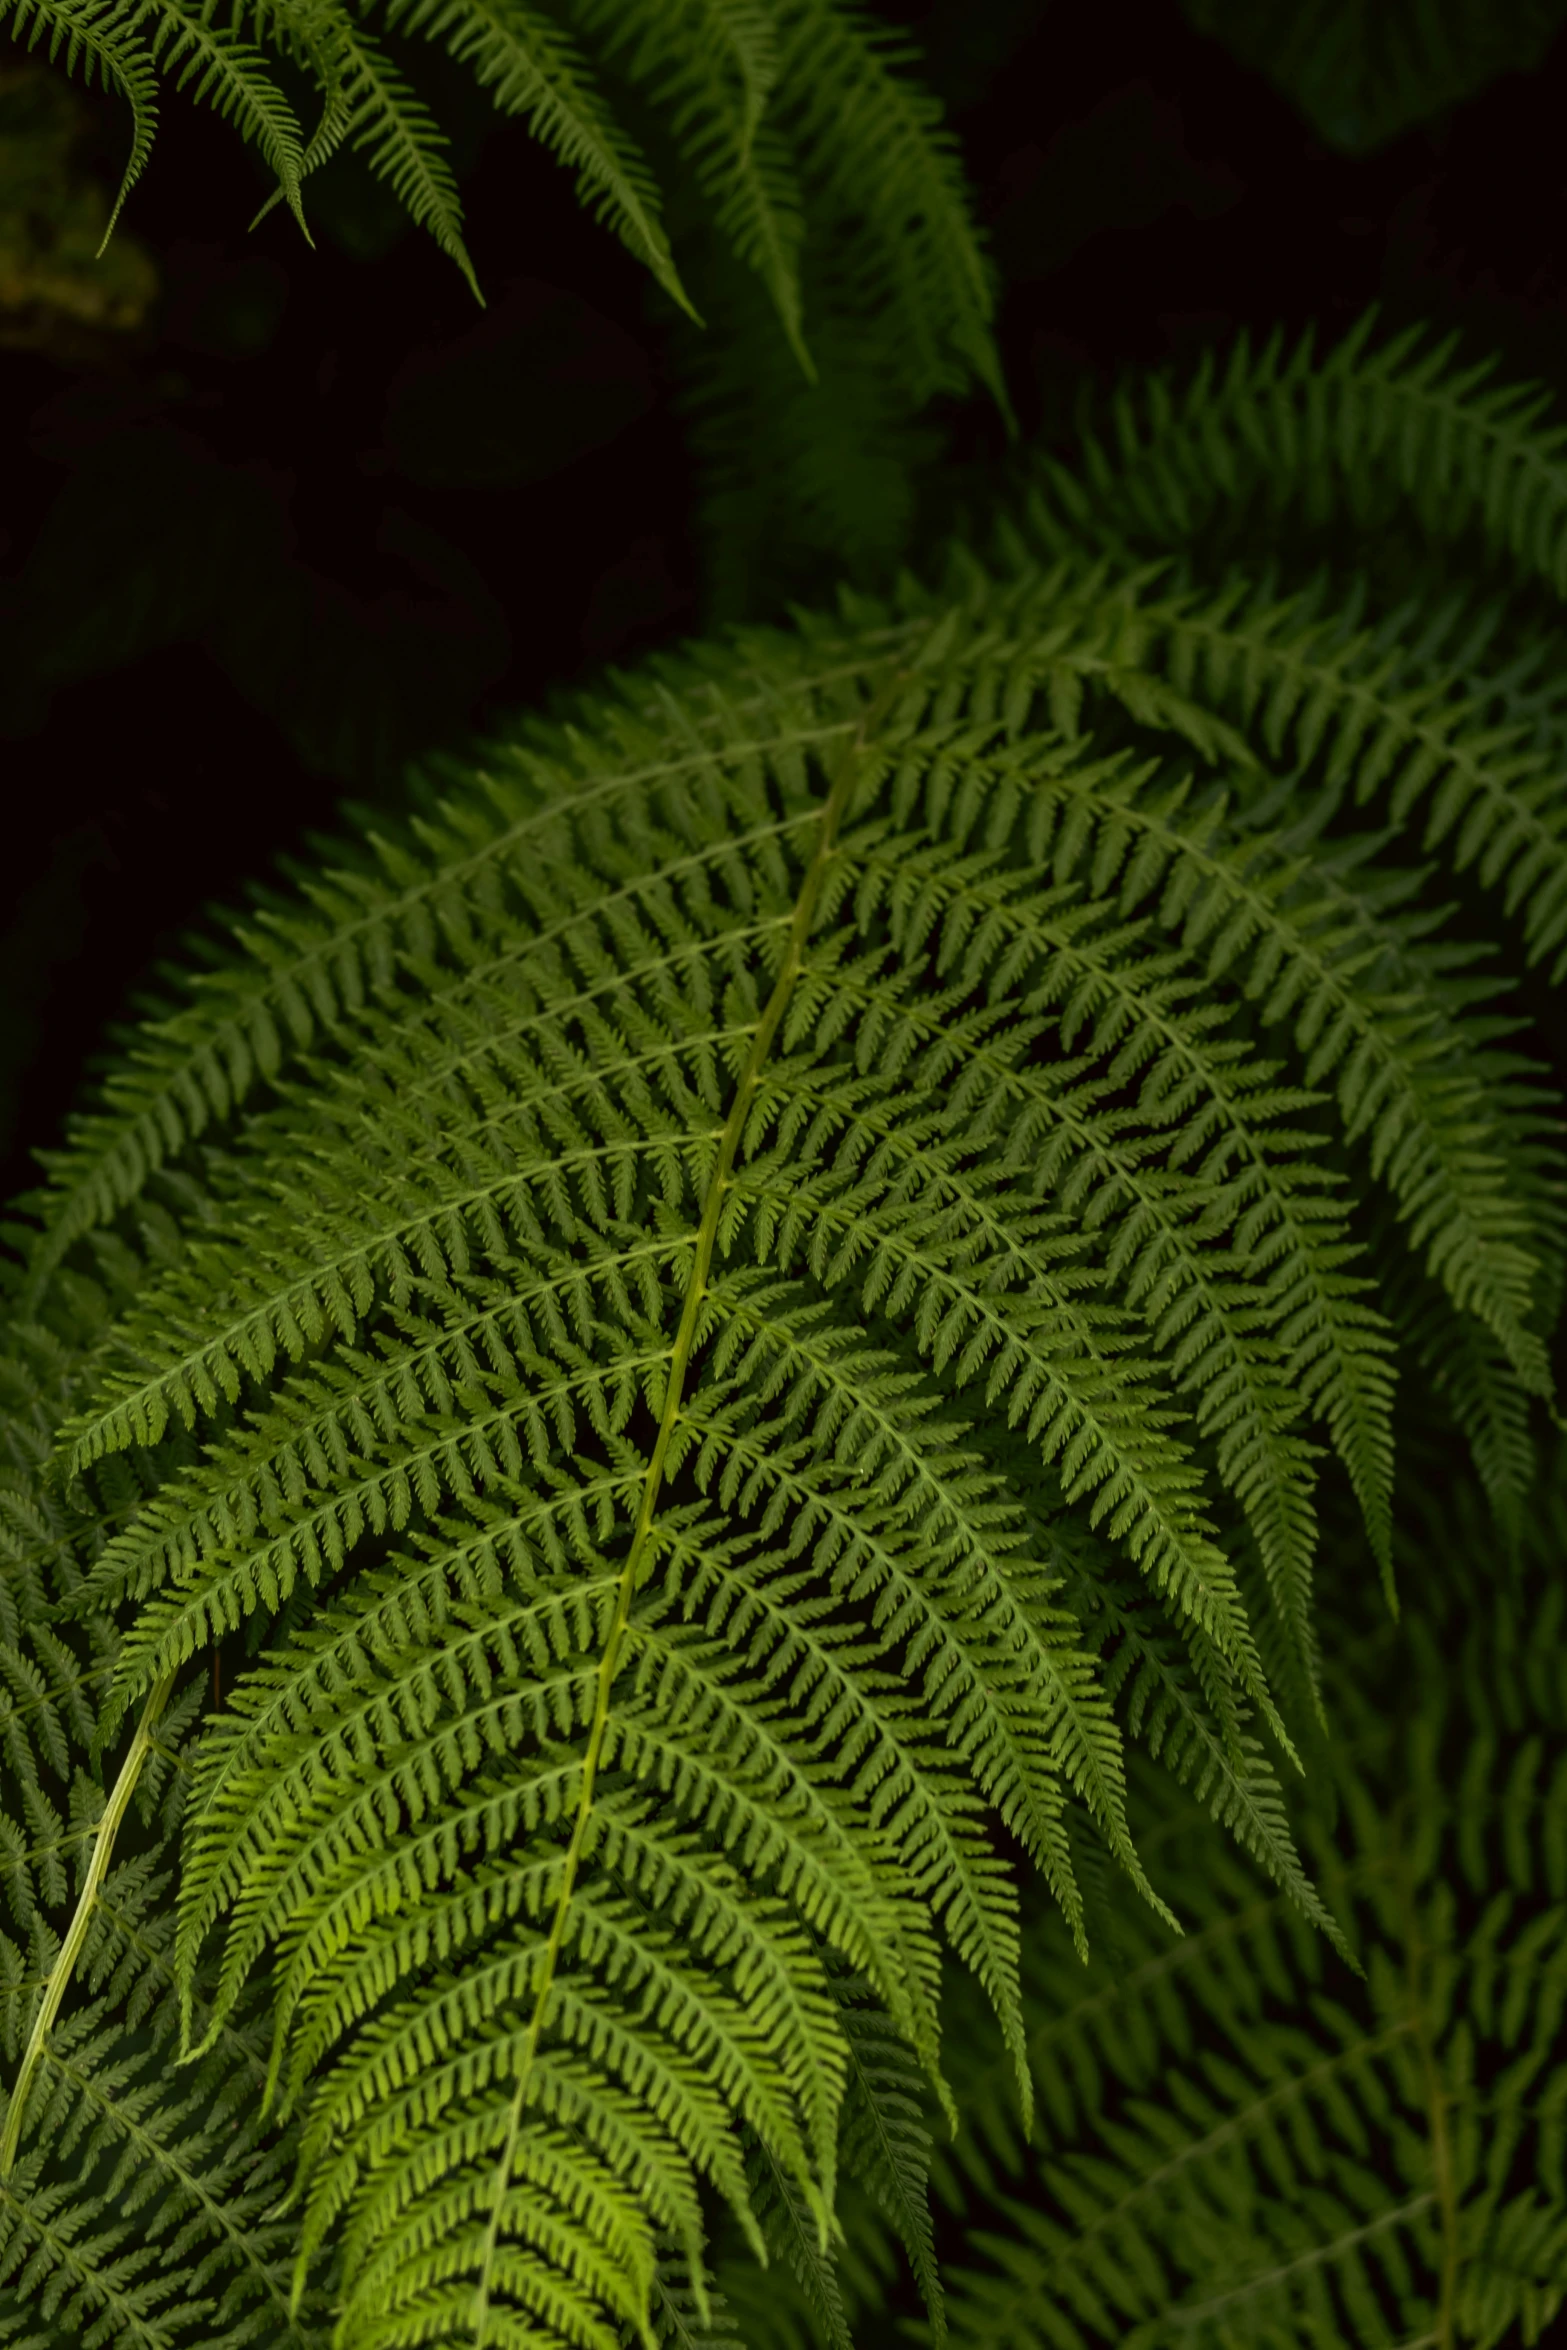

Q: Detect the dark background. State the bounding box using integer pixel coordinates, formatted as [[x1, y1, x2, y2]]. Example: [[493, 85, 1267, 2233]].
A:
[[4, 0, 1566, 1202]]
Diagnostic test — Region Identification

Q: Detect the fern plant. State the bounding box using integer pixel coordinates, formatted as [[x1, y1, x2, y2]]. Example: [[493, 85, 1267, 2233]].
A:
[[0, 305, 1565, 2347]]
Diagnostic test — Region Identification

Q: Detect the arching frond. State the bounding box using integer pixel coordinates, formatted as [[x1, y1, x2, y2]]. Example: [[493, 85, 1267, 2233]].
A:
[[5, 319, 1567, 2350]]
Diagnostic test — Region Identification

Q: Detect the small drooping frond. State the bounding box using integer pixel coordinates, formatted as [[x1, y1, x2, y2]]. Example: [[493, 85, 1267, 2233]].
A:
[[932, 1459, 1567, 2350], [3, 320, 1566, 2348], [762, 0, 999, 414], [0, 0, 160, 243], [144, 0, 310, 230], [1183, 0, 1567, 152]]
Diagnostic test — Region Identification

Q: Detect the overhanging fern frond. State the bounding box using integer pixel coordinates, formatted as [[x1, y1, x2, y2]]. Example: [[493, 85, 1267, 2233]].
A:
[[0, 0, 1002, 564], [654, 0, 1002, 615], [0, 0, 160, 244], [306, 15, 476, 291], [763, 0, 998, 414]]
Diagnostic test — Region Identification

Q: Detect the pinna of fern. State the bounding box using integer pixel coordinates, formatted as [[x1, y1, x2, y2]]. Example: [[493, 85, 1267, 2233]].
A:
[[0, 314, 1564, 2349]]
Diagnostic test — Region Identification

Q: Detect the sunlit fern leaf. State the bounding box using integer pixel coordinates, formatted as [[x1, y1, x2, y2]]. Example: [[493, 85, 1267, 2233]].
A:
[[1183, 0, 1567, 152], [932, 1459, 1567, 2350], [0, 0, 1000, 525], [13, 619, 1328, 2349]]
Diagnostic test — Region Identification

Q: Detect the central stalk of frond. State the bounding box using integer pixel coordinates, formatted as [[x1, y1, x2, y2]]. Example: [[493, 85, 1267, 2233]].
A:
[[464, 666, 908, 2346]]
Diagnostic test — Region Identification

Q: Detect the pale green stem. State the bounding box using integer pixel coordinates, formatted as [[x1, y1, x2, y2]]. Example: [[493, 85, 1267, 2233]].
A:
[[1, 1672, 175, 2176]]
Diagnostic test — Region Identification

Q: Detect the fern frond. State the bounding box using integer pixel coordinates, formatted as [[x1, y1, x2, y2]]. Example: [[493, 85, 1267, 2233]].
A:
[[1145, 571, 1567, 985], [11, 321, 1567, 2350], [835, 755, 1400, 1605], [833, 1979, 944, 2342], [0, 1307, 329, 2350], [673, 239, 943, 616], [661, 0, 1000, 614], [309, 15, 476, 291], [3, 630, 1271, 2344]]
